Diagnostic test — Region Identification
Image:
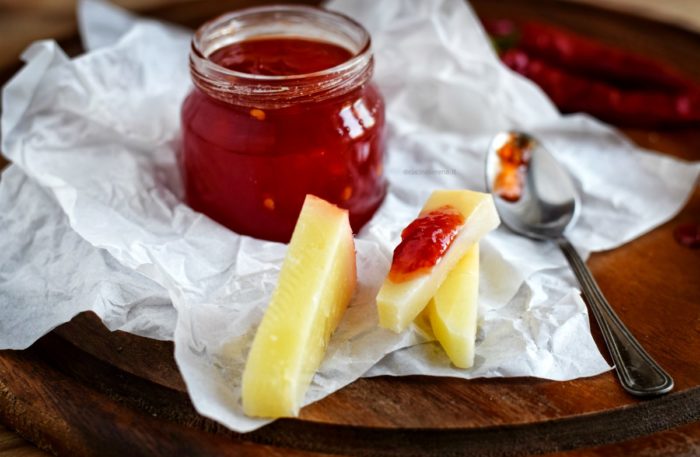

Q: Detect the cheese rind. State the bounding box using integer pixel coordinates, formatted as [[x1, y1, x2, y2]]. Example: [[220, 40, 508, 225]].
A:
[[241, 195, 356, 418], [377, 190, 498, 333]]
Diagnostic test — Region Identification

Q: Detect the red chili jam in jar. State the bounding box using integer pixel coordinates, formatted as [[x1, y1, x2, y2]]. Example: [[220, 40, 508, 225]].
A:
[[181, 6, 387, 242]]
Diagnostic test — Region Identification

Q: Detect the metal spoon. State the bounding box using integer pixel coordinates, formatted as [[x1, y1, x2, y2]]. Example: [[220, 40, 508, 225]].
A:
[[485, 131, 673, 396]]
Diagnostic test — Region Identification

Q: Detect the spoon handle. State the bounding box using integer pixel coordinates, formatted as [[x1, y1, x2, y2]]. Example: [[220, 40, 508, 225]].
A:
[[557, 237, 674, 396]]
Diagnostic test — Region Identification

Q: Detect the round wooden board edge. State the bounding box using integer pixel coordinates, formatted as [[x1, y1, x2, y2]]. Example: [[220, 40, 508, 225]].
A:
[[1, 328, 699, 457]]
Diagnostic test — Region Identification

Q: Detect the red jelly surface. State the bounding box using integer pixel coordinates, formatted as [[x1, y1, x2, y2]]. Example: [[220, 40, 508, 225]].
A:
[[209, 38, 353, 76], [388, 206, 465, 283], [494, 133, 532, 202], [181, 38, 386, 242]]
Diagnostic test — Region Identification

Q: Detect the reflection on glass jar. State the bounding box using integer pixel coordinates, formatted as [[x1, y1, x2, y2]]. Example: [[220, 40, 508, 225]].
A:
[[181, 5, 387, 242]]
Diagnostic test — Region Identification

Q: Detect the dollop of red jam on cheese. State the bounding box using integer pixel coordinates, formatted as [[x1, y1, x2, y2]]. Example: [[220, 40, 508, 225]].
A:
[[388, 205, 465, 283]]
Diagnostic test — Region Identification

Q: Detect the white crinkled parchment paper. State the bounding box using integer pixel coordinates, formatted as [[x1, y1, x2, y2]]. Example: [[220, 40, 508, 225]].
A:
[[1, 0, 699, 432]]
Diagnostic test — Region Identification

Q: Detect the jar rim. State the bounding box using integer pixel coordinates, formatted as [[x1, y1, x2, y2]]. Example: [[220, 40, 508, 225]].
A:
[[190, 5, 372, 82]]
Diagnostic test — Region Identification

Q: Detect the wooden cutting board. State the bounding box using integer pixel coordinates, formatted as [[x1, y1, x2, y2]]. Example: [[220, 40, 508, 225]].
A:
[[1, 0, 699, 456]]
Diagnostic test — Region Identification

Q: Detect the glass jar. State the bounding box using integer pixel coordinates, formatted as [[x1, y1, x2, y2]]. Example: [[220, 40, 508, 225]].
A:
[[181, 5, 387, 243]]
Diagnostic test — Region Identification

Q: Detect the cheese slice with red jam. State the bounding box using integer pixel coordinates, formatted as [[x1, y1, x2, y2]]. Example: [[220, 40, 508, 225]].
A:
[[377, 190, 499, 333]]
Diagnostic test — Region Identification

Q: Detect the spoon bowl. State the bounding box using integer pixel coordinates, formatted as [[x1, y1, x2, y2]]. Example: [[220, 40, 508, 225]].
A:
[[485, 131, 674, 397], [485, 131, 579, 240]]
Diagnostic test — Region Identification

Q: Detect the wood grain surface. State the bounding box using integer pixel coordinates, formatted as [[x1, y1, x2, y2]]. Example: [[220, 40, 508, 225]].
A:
[[1, 0, 699, 456]]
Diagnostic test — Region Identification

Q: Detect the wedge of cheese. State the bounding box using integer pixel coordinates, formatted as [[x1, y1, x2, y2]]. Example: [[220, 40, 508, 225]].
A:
[[377, 190, 498, 333], [413, 306, 435, 341], [241, 195, 356, 418], [425, 243, 479, 368]]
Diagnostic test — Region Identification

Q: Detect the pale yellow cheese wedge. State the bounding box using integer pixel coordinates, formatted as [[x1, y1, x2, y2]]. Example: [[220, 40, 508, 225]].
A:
[[377, 190, 498, 333], [413, 305, 435, 341], [241, 195, 356, 418], [426, 243, 479, 368]]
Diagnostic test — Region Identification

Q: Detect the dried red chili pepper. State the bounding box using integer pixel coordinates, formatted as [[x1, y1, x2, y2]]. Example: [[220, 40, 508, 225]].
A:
[[482, 18, 700, 127], [501, 48, 700, 127], [673, 223, 700, 249], [517, 21, 693, 91], [483, 19, 694, 91]]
